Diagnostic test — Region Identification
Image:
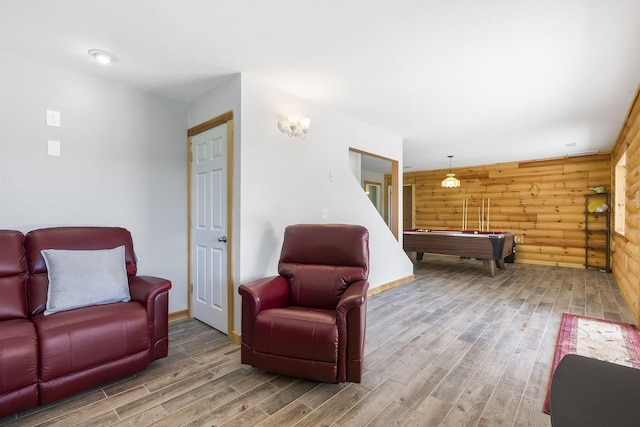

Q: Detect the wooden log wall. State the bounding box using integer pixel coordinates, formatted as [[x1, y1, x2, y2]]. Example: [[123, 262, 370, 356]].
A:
[[611, 86, 640, 325], [404, 154, 611, 269]]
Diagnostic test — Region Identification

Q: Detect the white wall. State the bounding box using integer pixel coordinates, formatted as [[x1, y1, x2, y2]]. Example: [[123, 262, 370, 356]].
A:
[[0, 53, 413, 330], [187, 75, 414, 334], [0, 52, 189, 312], [349, 151, 362, 183], [237, 76, 413, 332], [188, 75, 241, 130]]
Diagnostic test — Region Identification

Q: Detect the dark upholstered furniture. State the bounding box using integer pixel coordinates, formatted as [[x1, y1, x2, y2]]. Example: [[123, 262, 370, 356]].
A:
[[238, 224, 369, 383], [0, 227, 171, 418], [550, 354, 640, 427], [0, 230, 38, 416]]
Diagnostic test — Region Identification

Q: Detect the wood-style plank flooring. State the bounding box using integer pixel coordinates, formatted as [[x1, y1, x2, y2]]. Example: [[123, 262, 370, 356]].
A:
[[2, 255, 634, 426]]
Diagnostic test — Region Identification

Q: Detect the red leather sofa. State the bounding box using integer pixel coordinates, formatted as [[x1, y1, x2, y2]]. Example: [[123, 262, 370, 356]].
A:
[[0, 227, 171, 418], [239, 224, 369, 383]]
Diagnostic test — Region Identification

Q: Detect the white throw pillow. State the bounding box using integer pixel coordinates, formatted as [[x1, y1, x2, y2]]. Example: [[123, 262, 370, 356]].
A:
[[41, 246, 131, 316]]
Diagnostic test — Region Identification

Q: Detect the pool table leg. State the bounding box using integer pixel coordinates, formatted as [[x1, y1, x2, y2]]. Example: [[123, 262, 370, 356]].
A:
[[416, 252, 424, 261], [496, 258, 506, 270], [482, 259, 496, 277]]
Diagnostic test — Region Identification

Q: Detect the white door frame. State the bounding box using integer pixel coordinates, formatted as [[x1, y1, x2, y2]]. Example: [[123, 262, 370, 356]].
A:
[[187, 111, 235, 340]]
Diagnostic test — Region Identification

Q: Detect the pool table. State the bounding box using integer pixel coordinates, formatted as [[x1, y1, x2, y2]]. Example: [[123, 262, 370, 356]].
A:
[[403, 230, 515, 276]]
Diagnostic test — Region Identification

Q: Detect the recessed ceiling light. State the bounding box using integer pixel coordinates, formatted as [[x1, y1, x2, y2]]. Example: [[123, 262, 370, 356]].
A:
[[88, 49, 112, 65]]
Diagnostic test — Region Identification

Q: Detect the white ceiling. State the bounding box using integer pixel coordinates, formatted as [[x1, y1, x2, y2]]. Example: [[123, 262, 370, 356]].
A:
[[2, 0, 639, 171]]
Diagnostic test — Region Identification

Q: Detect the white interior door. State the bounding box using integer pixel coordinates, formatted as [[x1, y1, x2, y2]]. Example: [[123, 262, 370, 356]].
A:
[[191, 123, 228, 333]]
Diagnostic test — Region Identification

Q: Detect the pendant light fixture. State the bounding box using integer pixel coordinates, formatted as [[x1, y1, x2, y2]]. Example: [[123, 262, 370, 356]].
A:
[[441, 155, 461, 188]]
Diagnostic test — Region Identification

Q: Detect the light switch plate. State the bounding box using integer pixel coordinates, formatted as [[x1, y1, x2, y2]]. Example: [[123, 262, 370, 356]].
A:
[[46, 109, 61, 127], [48, 140, 61, 156]]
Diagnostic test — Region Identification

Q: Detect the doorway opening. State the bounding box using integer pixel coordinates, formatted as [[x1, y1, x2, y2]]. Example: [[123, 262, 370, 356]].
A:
[[187, 111, 235, 339], [349, 148, 400, 240]]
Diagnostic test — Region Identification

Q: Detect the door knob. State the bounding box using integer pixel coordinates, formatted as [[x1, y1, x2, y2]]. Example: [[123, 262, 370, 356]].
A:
[[218, 236, 227, 243]]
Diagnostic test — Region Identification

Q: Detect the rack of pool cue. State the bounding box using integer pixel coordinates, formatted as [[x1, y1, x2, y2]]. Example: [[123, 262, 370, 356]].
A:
[[462, 197, 490, 231]]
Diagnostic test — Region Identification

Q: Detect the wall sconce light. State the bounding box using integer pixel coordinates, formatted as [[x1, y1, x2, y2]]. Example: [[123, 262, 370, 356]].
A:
[[441, 155, 461, 188], [278, 116, 310, 139]]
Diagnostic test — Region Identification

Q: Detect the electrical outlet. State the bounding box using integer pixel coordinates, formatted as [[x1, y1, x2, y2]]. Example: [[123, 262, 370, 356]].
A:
[[515, 235, 523, 244], [321, 208, 329, 219]]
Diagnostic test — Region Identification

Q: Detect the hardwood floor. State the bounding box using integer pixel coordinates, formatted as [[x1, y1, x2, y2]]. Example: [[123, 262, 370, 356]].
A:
[[2, 255, 634, 426]]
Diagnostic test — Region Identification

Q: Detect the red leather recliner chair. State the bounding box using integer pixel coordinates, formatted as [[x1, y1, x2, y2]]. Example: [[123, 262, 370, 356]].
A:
[[238, 224, 369, 383]]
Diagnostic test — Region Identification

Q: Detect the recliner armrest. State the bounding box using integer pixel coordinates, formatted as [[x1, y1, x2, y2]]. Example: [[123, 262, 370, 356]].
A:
[[336, 280, 369, 382], [128, 275, 172, 362], [238, 276, 290, 365], [336, 280, 369, 331], [238, 276, 290, 314], [336, 280, 368, 316], [336, 280, 369, 312]]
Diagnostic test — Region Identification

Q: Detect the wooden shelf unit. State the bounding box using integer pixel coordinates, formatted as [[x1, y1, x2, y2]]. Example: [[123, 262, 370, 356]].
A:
[[584, 193, 610, 271]]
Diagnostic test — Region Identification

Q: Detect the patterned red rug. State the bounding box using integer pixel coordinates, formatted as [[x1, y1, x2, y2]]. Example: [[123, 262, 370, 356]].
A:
[[543, 313, 640, 413]]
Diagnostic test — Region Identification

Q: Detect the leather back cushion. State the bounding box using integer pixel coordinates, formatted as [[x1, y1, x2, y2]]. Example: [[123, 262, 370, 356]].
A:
[[278, 224, 369, 309], [0, 230, 28, 320], [25, 227, 137, 316]]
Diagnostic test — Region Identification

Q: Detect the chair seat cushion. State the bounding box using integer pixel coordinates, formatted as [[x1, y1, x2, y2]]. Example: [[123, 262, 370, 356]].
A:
[[0, 319, 38, 398], [254, 307, 338, 363], [31, 301, 149, 382]]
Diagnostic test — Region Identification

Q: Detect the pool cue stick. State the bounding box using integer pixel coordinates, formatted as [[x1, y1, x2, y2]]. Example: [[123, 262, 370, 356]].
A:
[[465, 198, 468, 230], [482, 198, 485, 231], [464, 198, 468, 230], [463, 198, 465, 230], [478, 207, 481, 230], [487, 197, 490, 231]]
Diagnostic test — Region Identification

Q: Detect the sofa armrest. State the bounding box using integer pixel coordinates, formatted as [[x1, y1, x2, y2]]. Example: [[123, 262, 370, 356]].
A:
[[128, 275, 172, 362], [129, 275, 172, 306], [238, 276, 289, 365], [336, 280, 369, 382]]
